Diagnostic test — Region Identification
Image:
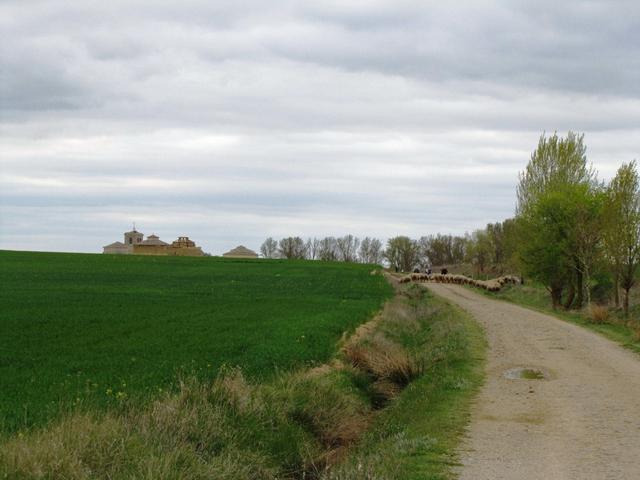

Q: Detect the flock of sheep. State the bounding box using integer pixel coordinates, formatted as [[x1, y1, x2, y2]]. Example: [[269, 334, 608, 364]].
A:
[[398, 272, 521, 292]]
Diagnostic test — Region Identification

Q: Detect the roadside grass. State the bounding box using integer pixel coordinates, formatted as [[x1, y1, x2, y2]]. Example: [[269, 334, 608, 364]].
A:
[[326, 286, 486, 479], [0, 250, 391, 434], [469, 282, 640, 355], [1, 282, 486, 480]]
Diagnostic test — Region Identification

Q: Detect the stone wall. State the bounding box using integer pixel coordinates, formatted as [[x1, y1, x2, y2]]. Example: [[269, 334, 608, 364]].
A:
[[167, 246, 204, 257], [132, 244, 204, 257], [103, 245, 132, 255]]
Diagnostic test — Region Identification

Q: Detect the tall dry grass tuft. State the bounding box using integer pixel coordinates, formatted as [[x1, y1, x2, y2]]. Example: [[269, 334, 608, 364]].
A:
[[1, 373, 306, 480], [382, 299, 422, 330], [589, 305, 609, 324], [368, 336, 421, 385], [0, 414, 135, 479], [212, 367, 253, 411], [276, 370, 370, 450], [342, 296, 425, 404]]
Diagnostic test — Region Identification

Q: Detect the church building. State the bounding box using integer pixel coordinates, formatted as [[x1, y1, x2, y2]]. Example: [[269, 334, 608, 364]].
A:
[[103, 228, 204, 256]]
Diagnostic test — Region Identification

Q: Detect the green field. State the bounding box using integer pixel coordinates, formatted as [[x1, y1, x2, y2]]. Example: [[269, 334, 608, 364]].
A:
[[0, 250, 391, 433], [1, 279, 485, 479]]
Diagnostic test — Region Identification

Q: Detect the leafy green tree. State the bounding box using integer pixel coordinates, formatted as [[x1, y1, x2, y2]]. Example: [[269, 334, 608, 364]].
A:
[[451, 236, 467, 264], [419, 234, 466, 267], [419, 235, 446, 266], [501, 218, 522, 273], [385, 236, 419, 272], [516, 132, 600, 308], [566, 184, 606, 307], [486, 222, 504, 264], [466, 229, 492, 276], [517, 131, 595, 214], [604, 161, 640, 315], [518, 188, 575, 308]]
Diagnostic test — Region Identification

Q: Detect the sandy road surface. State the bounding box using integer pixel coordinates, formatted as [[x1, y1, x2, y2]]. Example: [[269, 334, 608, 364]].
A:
[[425, 283, 640, 480]]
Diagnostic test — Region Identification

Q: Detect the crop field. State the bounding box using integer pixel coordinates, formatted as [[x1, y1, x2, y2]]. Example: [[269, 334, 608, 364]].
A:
[[0, 250, 392, 433]]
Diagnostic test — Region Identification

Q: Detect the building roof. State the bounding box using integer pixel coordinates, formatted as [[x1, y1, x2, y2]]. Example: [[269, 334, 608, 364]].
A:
[[104, 241, 126, 248], [222, 245, 258, 258], [140, 234, 169, 246]]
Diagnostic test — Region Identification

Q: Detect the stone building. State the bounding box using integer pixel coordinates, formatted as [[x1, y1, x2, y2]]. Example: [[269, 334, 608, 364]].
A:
[[103, 229, 204, 256], [222, 245, 259, 258], [102, 228, 143, 254]]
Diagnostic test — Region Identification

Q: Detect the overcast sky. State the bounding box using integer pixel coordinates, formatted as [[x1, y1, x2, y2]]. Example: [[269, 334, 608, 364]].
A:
[[1, 1, 639, 255]]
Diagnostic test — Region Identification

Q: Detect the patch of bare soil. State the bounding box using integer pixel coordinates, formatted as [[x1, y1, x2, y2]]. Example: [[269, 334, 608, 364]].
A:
[[426, 284, 640, 480]]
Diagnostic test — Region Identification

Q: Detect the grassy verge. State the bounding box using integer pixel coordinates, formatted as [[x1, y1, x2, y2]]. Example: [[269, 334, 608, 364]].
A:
[[326, 285, 486, 479], [468, 283, 640, 355], [1, 283, 485, 480]]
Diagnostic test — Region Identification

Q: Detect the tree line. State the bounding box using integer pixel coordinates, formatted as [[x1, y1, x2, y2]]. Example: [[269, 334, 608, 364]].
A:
[[430, 132, 639, 315], [260, 235, 386, 264], [260, 132, 639, 316], [512, 132, 640, 315], [259, 230, 513, 275], [462, 132, 639, 316]]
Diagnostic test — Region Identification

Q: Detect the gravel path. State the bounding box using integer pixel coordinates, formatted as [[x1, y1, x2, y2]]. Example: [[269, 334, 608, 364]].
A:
[[426, 283, 640, 480]]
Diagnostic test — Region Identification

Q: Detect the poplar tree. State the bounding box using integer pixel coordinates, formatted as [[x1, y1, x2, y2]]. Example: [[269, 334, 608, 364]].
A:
[[516, 132, 598, 308], [604, 161, 640, 315]]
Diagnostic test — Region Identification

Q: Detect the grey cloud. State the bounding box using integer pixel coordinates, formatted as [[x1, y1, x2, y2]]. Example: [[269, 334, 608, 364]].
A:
[[4, 1, 640, 118], [0, 1, 639, 253]]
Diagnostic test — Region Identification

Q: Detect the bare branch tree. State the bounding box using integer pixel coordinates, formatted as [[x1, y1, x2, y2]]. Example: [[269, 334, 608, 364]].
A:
[[336, 234, 360, 262], [359, 237, 384, 265], [260, 237, 278, 259], [318, 237, 338, 262], [278, 237, 307, 259], [305, 237, 320, 260]]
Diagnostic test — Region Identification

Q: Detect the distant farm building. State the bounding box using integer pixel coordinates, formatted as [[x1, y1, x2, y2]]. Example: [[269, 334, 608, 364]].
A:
[[102, 229, 143, 255], [222, 245, 258, 259], [103, 229, 204, 256]]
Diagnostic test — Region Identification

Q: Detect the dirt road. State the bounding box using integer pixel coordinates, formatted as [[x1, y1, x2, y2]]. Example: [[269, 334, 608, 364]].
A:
[[426, 283, 640, 480]]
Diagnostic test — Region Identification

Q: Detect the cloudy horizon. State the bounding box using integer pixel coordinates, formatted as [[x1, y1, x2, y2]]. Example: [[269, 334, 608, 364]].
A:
[[1, 1, 639, 255]]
